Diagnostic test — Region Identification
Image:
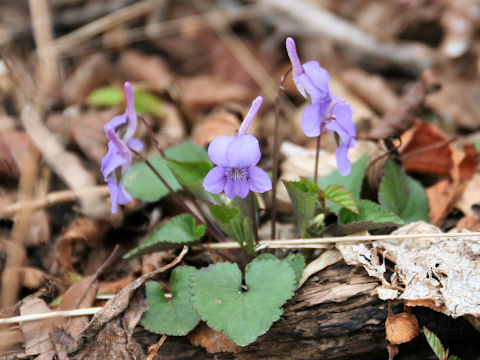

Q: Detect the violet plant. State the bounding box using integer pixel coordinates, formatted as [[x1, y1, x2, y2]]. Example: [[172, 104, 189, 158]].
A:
[[286, 37, 356, 177], [97, 38, 426, 347], [101, 82, 143, 213]]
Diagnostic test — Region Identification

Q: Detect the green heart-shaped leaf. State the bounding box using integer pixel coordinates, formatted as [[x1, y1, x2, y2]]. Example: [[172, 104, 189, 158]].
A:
[[323, 184, 358, 214], [141, 266, 200, 336], [123, 214, 205, 259], [253, 253, 305, 284], [378, 159, 429, 223], [190, 260, 296, 346]]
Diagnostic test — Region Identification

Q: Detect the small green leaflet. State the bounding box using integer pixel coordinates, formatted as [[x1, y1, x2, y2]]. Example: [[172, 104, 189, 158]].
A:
[[141, 266, 200, 336], [283, 180, 318, 237], [322, 184, 358, 214], [423, 327, 448, 360], [132, 88, 163, 117], [378, 159, 429, 223], [335, 199, 404, 234], [123, 214, 205, 259], [124, 142, 211, 202], [190, 260, 296, 346], [87, 86, 123, 107], [317, 155, 369, 214]]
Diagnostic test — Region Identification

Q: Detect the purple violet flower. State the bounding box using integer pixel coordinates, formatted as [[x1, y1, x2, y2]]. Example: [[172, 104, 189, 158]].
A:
[[101, 82, 143, 213], [203, 96, 272, 199], [286, 37, 356, 176]]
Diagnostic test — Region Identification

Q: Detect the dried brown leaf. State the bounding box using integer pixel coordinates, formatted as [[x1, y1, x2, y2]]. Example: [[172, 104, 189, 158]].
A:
[[192, 108, 240, 146], [20, 298, 55, 358], [385, 312, 419, 345], [177, 75, 250, 110], [188, 323, 241, 353], [455, 172, 480, 217], [56, 276, 98, 339], [63, 54, 113, 105], [0, 132, 19, 180], [400, 122, 453, 177], [119, 51, 172, 92], [56, 218, 110, 274], [70, 108, 119, 165], [3, 266, 50, 290]]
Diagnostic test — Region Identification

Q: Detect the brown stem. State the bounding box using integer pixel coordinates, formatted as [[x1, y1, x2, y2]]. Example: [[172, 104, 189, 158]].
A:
[[250, 194, 259, 244], [129, 148, 225, 244], [313, 135, 322, 185], [271, 67, 292, 240], [137, 116, 225, 242]]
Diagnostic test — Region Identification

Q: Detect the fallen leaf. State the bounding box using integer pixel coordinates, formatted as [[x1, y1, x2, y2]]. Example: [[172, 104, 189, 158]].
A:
[[188, 323, 241, 353], [98, 275, 136, 294], [458, 144, 478, 181], [0, 131, 19, 180], [370, 69, 441, 139], [455, 172, 480, 217], [118, 51, 173, 92], [20, 298, 56, 358], [297, 249, 343, 289], [3, 266, 51, 290], [456, 216, 480, 232], [192, 108, 240, 146], [63, 54, 113, 105], [56, 276, 98, 339], [400, 121, 453, 177], [56, 218, 110, 274], [385, 311, 419, 345], [404, 299, 445, 313], [177, 75, 251, 110], [70, 108, 119, 165], [426, 179, 454, 227]]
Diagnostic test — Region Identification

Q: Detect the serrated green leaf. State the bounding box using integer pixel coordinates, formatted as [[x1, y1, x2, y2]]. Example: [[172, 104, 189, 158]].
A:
[[124, 142, 210, 202], [379, 160, 429, 223], [87, 86, 123, 107], [317, 155, 369, 214], [334, 199, 403, 234], [424, 327, 448, 360], [190, 260, 296, 346], [253, 253, 305, 284], [323, 184, 358, 214], [141, 266, 200, 335], [132, 88, 163, 117], [166, 159, 215, 202], [283, 180, 319, 237], [283, 254, 305, 283], [123, 214, 205, 258]]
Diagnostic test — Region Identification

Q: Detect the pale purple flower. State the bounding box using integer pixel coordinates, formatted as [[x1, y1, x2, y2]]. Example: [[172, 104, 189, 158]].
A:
[[203, 96, 272, 199], [101, 82, 143, 213], [286, 37, 356, 176]]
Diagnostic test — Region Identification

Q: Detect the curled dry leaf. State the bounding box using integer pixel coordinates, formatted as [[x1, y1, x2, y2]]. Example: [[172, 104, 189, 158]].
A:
[[70, 108, 119, 165], [400, 121, 453, 177], [385, 311, 420, 345], [176, 75, 251, 110], [188, 323, 241, 353], [192, 108, 241, 146], [370, 69, 441, 139], [339, 68, 398, 115], [337, 221, 480, 318], [297, 249, 343, 289], [119, 51, 173, 92], [20, 298, 56, 358], [25, 210, 50, 247], [63, 54, 113, 105], [455, 172, 480, 218], [56, 218, 110, 274], [55, 276, 98, 339]]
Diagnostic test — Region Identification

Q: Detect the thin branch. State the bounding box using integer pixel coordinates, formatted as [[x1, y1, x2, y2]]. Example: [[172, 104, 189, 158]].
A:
[[0, 186, 110, 219], [199, 231, 480, 250], [0, 307, 103, 325]]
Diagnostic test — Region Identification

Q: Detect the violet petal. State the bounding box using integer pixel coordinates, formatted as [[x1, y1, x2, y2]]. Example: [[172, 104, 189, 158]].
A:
[[225, 135, 261, 168], [224, 177, 250, 199], [208, 136, 235, 167], [203, 166, 227, 194], [247, 166, 272, 193]]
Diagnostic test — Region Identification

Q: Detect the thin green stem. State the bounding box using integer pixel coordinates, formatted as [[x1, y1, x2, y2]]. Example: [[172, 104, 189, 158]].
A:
[[271, 67, 292, 240]]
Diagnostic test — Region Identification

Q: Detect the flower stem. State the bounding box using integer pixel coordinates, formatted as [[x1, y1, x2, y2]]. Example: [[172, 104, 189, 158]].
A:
[[250, 194, 259, 244], [271, 67, 292, 240], [137, 115, 225, 242], [129, 147, 225, 244], [313, 135, 322, 185]]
